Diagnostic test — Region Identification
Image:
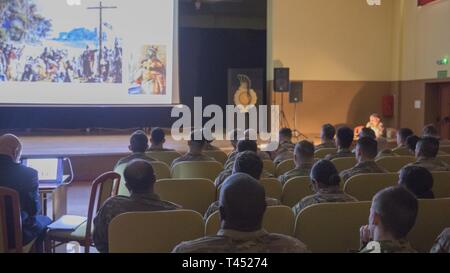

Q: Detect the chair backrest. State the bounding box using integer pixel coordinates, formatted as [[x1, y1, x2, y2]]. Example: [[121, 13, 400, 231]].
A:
[[260, 178, 282, 200], [204, 150, 228, 165], [375, 156, 415, 172], [437, 155, 450, 165], [343, 173, 399, 201], [109, 210, 204, 253], [409, 198, 450, 253], [315, 148, 337, 159], [393, 147, 412, 156], [0, 187, 22, 253], [276, 159, 295, 177], [440, 146, 450, 155], [155, 179, 216, 215], [146, 151, 182, 166], [115, 161, 171, 196], [331, 157, 357, 173], [281, 177, 313, 207], [85, 172, 120, 249], [171, 161, 223, 181], [205, 206, 295, 237], [432, 172, 450, 198], [294, 202, 371, 253], [263, 160, 276, 176]]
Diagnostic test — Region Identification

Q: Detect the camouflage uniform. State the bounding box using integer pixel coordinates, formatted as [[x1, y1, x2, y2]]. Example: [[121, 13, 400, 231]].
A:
[[392, 146, 412, 156], [273, 141, 295, 165], [148, 147, 175, 152], [430, 228, 450, 253], [293, 187, 357, 216], [172, 229, 309, 253], [215, 169, 274, 189], [115, 153, 156, 169], [203, 198, 281, 221], [360, 240, 417, 253], [316, 141, 336, 150], [224, 151, 270, 171], [324, 148, 354, 161], [204, 143, 221, 151], [376, 149, 397, 159], [340, 161, 388, 183], [171, 153, 216, 168], [404, 157, 450, 172], [277, 162, 314, 185], [93, 193, 180, 253]]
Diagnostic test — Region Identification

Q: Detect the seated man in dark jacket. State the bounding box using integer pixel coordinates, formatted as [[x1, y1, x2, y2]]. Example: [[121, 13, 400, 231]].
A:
[[0, 134, 52, 252]]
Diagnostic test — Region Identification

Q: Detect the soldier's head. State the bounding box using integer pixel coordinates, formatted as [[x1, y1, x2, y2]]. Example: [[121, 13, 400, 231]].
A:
[[219, 173, 266, 232], [310, 160, 341, 191], [422, 124, 439, 139], [237, 140, 258, 153], [355, 137, 378, 162], [129, 130, 149, 153], [399, 166, 434, 199], [150, 127, 166, 146], [359, 128, 376, 140], [320, 124, 336, 142], [294, 141, 315, 167], [397, 128, 414, 146], [124, 160, 156, 194], [228, 129, 243, 149], [188, 130, 207, 153], [416, 136, 440, 159], [336, 127, 354, 149], [0, 134, 22, 163], [279, 128, 293, 143], [369, 186, 418, 241], [233, 151, 263, 180], [406, 135, 420, 154]]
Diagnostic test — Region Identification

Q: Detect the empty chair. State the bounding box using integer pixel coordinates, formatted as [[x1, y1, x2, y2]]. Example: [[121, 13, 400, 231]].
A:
[[437, 155, 450, 165], [263, 160, 276, 176], [294, 202, 371, 253], [204, 150, 228, 165], [343, 173, 398, 201], [171, 161, 223, 181], [108, 210, 204, 253], [115, 161, 171, 196], [260, 178, 282, 200], [276, 159, 295, 177], [46, 172, 120, 253], [155, 179, 216, 215], [205, 206, 295, 237], [409, 198, 450, 253], [281, 177, 313, 208], [375, 156, 415, 172], [146, 151, 182, 166], [432, 172, 450, 199], [315, 148, 337, 159], [332, 157, 357, 173]]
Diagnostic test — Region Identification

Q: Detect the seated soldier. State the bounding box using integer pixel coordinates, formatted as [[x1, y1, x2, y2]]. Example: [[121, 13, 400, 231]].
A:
[[423, 124, 450, 146], [356, 128, 393, 158], [293, 160, 357, 216], [148, 127, 175, 152], [244, 129, 271, 161], [430, 228, 450, 253], [340, 137, 388, 182], [171, 130, 215, 168], [406, 135, 420, 155], [205, 151, 280, 220], [359, 186, 418, 253], [325, 127, 355, 160], [398, 166, 434, 199], [278, 140, 315, 185], [115, 130, 156, 168], [173, 173, 309, 253], [404, 137, 450, 172], [204, 139, 221, 151], [93, 160, 180, 253], [316, 124, 336, 150], [215, 140, 273, 188], [272, 128, 295, 165], [392, 128, 414, 155], [358, 127, 376, 140], [223, 129, 243, 170]]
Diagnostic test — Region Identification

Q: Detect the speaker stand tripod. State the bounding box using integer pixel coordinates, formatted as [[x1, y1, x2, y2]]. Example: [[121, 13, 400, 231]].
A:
[[292, 101, 308, 141]]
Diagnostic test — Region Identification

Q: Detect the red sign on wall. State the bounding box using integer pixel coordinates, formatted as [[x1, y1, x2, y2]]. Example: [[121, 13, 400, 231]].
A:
[[418, 0, 437, 6]]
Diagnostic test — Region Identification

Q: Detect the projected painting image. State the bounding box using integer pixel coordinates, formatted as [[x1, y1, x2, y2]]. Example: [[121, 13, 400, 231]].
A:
[[128, 45, 167, 95], [0, 0, 122, 83]]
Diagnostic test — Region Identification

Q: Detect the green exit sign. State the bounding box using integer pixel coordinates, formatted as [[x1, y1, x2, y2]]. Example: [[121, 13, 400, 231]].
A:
[[437, 57, 449, 65], [438, 70, 448, 79]]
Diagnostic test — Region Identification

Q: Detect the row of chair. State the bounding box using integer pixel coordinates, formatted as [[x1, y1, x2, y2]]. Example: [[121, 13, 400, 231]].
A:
[[107, 198, 450, 253]]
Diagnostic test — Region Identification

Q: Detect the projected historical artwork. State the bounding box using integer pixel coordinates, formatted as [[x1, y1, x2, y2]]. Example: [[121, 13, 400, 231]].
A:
[[128, 45, 167, 95], [0, 0, 123, 83]]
